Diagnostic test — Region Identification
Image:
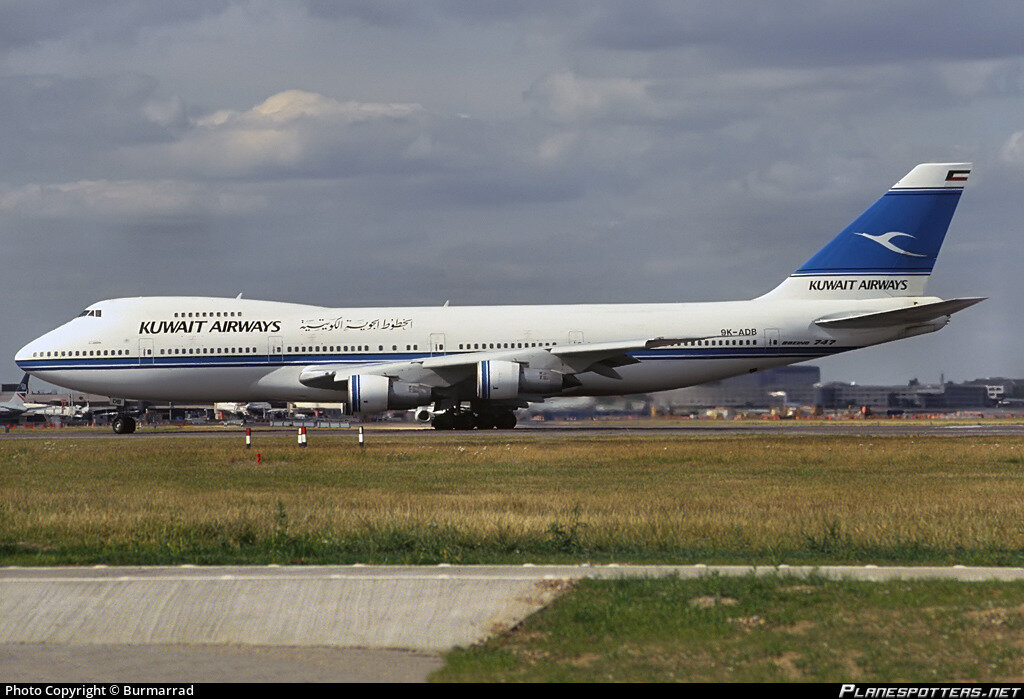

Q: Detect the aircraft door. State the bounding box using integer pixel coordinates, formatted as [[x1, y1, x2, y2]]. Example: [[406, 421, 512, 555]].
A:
[[568, 330, 584, 344], [138, 338, 154, 365], [430, 333, 446, 356], [268, 336, 283, 364], [764, 328, 780, 349]]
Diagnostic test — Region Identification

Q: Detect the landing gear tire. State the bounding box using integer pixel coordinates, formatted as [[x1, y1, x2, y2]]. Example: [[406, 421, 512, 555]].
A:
[[111, 416, 137, 435], [431, 412, 456, 430], [432, 409, 512, 430], [473, 413, 496, 430], [494, 412, 517, 430]]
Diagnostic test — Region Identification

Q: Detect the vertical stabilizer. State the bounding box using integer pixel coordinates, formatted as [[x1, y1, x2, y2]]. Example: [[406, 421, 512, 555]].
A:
[[762, 163, 970, 299]]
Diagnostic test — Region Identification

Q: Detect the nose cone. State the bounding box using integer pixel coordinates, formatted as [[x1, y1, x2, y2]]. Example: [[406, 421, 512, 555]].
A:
[[15, 338, 38, 368], [15, 334, 47, 374], [15, 324, 66, 372]]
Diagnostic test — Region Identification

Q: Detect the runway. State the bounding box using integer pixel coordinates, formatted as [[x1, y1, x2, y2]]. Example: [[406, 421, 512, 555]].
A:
[[4, 421, 1024, 441], [4, 564, 1024, 682]]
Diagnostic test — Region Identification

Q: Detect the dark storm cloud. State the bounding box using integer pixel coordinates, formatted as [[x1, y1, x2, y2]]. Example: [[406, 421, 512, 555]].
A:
[[0, 73, 184, 182], [302, 0, 430, 28], [433, 0, 585, 24], [0, 1, 233, 53], [303, 0, 585, 27], [586, 1, 1024, 65]]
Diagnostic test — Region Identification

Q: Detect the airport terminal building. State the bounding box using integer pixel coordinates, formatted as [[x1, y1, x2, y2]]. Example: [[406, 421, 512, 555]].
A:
[[658, 366, 821, 410], [658, 368, 1021, 412]]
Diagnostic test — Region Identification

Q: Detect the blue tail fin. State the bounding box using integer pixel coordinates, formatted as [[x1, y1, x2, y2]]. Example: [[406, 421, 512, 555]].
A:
[[764, 163, 970, 298]]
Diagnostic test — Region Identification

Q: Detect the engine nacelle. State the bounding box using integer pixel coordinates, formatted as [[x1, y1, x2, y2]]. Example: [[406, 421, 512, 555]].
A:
[[346, 374, 432, 415], [476, 360, 562, 400]]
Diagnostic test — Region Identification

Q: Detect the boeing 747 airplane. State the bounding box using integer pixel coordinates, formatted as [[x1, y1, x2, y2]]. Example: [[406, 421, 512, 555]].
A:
[[15, 163, 983, 433]]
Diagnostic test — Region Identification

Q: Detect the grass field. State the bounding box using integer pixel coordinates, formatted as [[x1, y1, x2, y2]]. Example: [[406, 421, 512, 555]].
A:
[[3, 430, 1024, 566], [434, 575, 1024, 682]]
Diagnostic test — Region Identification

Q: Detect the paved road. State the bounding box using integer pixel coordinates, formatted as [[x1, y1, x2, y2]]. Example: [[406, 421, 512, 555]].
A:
[[0, 644, 441, 683], [0, 565, 571, 682], [4, 564, 1024, 682]]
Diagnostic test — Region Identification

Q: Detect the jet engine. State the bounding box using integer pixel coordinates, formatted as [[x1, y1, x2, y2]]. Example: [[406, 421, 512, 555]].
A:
[[346, 374, 433, 414], [476, 360, 562, 400]]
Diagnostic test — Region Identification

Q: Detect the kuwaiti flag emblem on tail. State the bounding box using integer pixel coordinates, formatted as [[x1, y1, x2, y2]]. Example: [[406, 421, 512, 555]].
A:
[[853, 231, 926, 258], [945, 168, 971, 182]]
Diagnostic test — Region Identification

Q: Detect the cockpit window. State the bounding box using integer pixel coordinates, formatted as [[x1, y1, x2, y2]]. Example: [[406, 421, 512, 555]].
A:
[[77, 309, 102, 318]]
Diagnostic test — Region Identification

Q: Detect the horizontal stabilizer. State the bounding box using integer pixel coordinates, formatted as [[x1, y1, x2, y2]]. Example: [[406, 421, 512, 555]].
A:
[[814, 297, 985, 329]]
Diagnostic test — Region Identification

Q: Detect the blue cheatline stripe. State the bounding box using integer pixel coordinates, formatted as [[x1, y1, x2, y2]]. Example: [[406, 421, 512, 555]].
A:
[[15, 351, 433, 371], [17, 345, 849, 374]]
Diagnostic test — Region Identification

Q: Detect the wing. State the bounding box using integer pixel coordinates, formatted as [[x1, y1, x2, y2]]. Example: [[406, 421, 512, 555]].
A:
[[297, 335, 711, 392]]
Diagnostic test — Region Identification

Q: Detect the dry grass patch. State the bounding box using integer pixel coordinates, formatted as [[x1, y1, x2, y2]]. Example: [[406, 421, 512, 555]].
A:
[[3, 432, 1024, 564]]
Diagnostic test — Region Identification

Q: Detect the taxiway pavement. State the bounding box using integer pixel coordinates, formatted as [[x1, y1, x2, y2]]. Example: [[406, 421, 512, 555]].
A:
[[4, 421, 1024, 441], [4, 564, 1024, 681]]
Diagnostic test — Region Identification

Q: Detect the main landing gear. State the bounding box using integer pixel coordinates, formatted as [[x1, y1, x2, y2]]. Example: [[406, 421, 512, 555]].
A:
[[431, 409, 517, 431], [111, 414, 137, 434]]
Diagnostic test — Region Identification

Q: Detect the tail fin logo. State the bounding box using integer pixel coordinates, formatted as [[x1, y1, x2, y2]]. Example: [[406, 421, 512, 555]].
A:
[[853, 231, 926, 258]]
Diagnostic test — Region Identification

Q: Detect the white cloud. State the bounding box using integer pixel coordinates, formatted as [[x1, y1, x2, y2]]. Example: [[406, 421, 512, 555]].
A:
[[141, 95, 187, 128], [124, 89, 430, 178], [1000, 131, 1024, 165], [199, 89, 423, 127], [525, 70, 659, 123]]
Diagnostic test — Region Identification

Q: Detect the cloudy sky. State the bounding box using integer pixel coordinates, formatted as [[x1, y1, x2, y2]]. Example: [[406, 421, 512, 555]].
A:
[[2, 1, 1022, 388]]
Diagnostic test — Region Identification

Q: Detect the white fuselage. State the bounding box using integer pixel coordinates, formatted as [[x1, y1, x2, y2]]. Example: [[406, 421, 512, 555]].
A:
[[14, 294, 938, 403]]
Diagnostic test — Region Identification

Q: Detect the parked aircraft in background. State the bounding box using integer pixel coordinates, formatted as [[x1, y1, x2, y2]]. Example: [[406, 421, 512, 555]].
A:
[[16, 163, 983, 433], [213, 402, 275, 419], [0, 374, 93, 422], [0, 374, 31, 420]]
